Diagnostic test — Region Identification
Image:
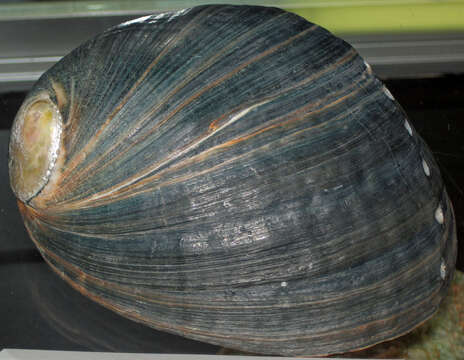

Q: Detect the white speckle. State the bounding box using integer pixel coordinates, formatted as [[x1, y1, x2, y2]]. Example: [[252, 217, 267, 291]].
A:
[[435, 205, 444, 224], [305, 177, 315, 185], [440, 259, 447, 280], [333, 184, 344, 191], [127, 125, 140, 138], [281, 281, 287, 287], [422, 159, 431, 177], [383, 86, 395, 100], [249, 166, 259, 176], [404, 120, 413, 136]]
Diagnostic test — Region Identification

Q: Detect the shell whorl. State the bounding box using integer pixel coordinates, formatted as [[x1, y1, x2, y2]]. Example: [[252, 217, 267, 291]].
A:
[[11, 5, 456, 356], [9, 92, 62, 202]]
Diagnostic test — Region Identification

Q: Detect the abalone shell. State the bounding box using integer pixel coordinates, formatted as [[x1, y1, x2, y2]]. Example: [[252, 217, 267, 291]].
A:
[[8, 5, 457, 356]]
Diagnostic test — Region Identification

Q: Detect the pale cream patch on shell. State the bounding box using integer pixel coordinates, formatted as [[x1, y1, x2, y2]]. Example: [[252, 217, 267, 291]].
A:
[[9, 92, 62, 203]]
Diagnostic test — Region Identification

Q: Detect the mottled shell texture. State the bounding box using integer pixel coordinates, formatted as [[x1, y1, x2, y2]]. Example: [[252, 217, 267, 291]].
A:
[[9, 5, 457, 357]]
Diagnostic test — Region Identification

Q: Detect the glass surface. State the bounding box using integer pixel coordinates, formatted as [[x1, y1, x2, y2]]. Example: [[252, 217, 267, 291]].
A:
[[0, 0, 463, 34], [0, 0, 463, 354], [1, 0, 463, 92]]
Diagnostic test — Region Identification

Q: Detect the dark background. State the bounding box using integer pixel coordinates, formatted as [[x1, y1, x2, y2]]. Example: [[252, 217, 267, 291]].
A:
[[1, 74, 463, 352]]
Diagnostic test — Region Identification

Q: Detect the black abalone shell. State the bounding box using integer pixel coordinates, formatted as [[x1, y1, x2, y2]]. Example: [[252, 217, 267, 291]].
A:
[[9, 5, 457, 356]]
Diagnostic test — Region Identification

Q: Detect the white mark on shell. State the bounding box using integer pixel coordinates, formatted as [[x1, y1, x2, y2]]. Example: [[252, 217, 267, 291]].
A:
[[85, 99, 271, 203], [440, 259, 447, 280], [404, 120, 413, 136], [281, 281, 287, 287], [422, 159, 430, 177], [119, 15, 152, 27], [435, 205, 444, 224], [383, 86, 395, 100], [323, 184, 344, 193], [166, 8, 190, 22]]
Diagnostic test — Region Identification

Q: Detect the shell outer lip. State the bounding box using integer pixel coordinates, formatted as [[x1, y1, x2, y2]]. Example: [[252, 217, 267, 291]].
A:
[[9, 91, 62, 203]]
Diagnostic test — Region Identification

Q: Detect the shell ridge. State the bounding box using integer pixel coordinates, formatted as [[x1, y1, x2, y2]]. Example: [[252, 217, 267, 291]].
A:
[[33, 201, 442, 293], [56, 47, 359, 206], [61, 32, 137, 154], [32, 123, 438, 292], [28, 128, 370, 230], [55, 11, 291, 198], [58, 6, 222, 183], [19, 233, 448, 355], [26, 208, 443, 310], [353, 98, 425, 213], [55, 53, 358, 208], [21, 183, 453, 357], [44, 91, 367, 211], [53, 52, 366, 210], [61, 77, 83, 154], [52, 24, 321, 206], [64, 100, 272, 207], [53, 56, 368, 209], [58, 5, 281, 178], [43, 149, 412, 240]]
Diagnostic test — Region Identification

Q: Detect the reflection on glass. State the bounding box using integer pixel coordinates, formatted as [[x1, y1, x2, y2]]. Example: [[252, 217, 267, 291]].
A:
[[0, 0, 464, 34]]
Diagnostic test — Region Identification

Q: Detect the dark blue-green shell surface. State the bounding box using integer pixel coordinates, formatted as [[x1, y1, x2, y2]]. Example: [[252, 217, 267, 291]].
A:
[[9, 5, 457, 356]]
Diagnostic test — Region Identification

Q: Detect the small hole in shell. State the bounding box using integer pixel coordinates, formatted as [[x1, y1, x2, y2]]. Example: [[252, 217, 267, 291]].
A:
[[440, 259, 447, 280], [422, 159, 430, 176], [383, 86, 395, 100], [404, 120, 413, 136], [435, 205, 444, 224], [364, 60, 372, 75]]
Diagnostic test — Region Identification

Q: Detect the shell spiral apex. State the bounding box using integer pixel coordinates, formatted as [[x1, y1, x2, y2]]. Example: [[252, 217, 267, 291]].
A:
[[9, 5, 457, 356]]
